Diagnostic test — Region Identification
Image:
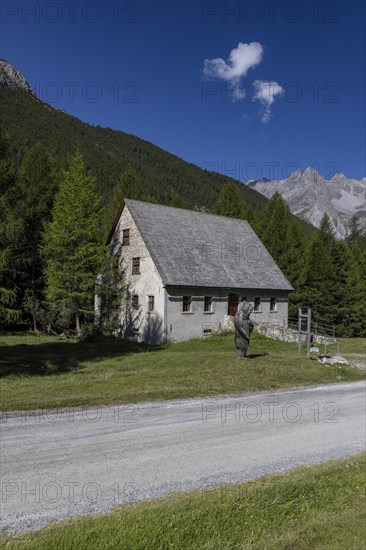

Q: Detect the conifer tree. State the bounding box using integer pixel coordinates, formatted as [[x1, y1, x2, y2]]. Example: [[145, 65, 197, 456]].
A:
[[344, 222, 366, 336], [103, 166, 144, 239], [15, 143, 58, 330], [0, 132, 22, 325], [256, 192, 305, 316], [43, 153, 106, 336], [298, 214, 341, 328], [346, 214, 364, 247], [298, 232, 336, 326], [343, 246, 366, 336], [95, 243, 125, 334], [214, 182, 247, 219]]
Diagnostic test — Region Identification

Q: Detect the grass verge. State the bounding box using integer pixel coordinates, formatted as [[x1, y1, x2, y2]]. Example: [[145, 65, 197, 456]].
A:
[[1, 453, 365, 549], [0, 333, 365, 412]]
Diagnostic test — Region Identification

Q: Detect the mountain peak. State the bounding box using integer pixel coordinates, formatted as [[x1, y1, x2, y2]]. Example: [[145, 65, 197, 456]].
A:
[[249, 169, 365, 239], [303, 166, 318, 174], [0, 59, 34, 94], [303, 166, 323, 181]]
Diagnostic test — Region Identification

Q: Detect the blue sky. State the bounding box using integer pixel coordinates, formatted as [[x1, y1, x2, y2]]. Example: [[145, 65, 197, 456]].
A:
[[1, 0, 365, 180]]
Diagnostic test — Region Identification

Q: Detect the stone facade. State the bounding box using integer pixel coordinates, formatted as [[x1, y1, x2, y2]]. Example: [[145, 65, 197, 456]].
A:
[[244, 321, 336, 346]]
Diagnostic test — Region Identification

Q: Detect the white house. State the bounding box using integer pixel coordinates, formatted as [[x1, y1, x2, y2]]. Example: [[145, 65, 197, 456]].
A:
[[100, 198, 293, 344]]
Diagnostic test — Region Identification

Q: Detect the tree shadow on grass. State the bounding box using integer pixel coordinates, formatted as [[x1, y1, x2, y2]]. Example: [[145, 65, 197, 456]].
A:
[[0, 336, 158, 378], [246, 352, 269, 359]]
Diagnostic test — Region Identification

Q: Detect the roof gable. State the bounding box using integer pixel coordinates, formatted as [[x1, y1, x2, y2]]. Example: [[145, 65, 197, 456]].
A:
[[114, 199, 293, 291]]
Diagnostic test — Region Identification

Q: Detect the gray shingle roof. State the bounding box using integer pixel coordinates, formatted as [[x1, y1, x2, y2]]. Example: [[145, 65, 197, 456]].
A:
[[122, 199, 293, 291]]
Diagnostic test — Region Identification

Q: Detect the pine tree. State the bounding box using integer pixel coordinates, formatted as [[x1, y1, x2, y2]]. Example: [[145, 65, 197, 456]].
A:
[[298, 232, 336, 326], [298, 214, 347, 329], [15, 143, 58, 330], [346, 214, 364, 247], [256, 192, 305, 316], [343, 246, 366, 336], [214, 182, 247, 219], [95, 241, 126, 334], [0, 132, 23, 326], [330, 240, 352, 335], [103, 166, 144, 239], [344, 222, 366, 336], [42, 153, 106, 336]]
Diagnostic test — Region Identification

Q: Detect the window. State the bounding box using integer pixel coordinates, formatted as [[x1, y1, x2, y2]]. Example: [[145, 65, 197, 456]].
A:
[[204, 296, 213, 312], [123, 229, 130, 245], [270, 297, 277, 312], [132, 257, 140, 274], [182, 296, 192, 312], [228, 293, 238, 316], [131, 294, 139, 309], [148, 295, 155, 312], [254, 297, 261, 312]]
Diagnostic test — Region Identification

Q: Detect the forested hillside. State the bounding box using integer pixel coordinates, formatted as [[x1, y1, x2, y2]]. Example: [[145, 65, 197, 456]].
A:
[[0, 88, 264, 208], [1, 86, 365, 338]]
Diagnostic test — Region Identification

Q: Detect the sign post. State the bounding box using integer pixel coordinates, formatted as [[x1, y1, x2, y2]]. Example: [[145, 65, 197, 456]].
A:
[[298, 307, 312, 359]]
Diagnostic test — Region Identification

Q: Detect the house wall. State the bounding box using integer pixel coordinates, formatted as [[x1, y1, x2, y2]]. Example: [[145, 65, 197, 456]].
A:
[[112, 206, 166, 344], [165, 287, 289, 343]]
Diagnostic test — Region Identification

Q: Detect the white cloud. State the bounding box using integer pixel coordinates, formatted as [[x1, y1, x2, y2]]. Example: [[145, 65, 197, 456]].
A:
[[203, 42, 283, 123], [253, 80, 284, 123], [203, 42, 263, 82]]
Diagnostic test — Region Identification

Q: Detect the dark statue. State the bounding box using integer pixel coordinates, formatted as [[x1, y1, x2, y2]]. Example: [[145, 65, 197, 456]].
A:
[[234, 300, 254, 359]]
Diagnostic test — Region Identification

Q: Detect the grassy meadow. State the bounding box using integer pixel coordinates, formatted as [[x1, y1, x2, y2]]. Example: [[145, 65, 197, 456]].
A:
[[1, 453, 365, 549], [0, 332, 365, 412]]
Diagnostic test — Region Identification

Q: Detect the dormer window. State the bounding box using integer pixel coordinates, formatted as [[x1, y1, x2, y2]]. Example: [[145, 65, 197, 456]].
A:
[[123, 229, 130, 245]]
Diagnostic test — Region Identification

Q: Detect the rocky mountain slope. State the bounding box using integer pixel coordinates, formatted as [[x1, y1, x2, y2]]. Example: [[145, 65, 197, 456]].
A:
[[0, 59, 34, 94], [249, 168, 365, 238]]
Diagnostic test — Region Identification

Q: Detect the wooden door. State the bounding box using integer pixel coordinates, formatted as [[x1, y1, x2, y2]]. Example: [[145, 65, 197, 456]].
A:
[[228, 294, 238, 316]]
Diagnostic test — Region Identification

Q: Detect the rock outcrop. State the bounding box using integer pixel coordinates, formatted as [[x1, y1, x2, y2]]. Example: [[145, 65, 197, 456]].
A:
[[0, 59, 34, 94]]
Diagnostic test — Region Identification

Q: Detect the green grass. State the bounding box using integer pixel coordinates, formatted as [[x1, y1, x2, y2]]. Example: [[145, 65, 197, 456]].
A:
[[337, 337, 366, 355], [1, 454, 365, 549], [0, 333, 365, 412]]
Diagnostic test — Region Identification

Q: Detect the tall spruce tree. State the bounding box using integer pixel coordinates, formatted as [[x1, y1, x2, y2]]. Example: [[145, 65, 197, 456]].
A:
[[103, 166, 144, 239], [256, 192, 305, 317], [298, 214, 339, 327], [214, 182, 247, 219], [43, 153, 105, 336], [346, 214, 364, 247], [298, 232, 335, 326], [0, 131, 23, 326], [344, 247, 366, 336], [344, 217, 366, 336], [15, 143, 58, 330]]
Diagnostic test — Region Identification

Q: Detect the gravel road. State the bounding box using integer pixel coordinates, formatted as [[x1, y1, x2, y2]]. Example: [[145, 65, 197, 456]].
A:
[[1, 381, 365, 532]]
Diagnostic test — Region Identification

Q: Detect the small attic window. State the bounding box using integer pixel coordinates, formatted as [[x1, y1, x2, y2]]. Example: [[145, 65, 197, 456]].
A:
[[123, 229, 130, 245], [132, 257, 140, 274], [148, 295, 155, 312]]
